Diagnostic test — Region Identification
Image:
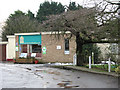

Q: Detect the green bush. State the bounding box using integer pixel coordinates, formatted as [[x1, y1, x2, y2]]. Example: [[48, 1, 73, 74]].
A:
[[82, 44, 101, 64], [115, 66, 120, 74], [85, 64, 118, 72]]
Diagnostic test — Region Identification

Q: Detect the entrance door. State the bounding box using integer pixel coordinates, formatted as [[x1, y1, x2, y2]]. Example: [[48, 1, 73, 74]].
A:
[[0, 44, 6, 61]]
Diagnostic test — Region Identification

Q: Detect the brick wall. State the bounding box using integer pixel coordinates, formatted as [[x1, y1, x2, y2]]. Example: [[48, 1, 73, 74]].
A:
[[16, 36, 19, 59], [41, 34, 76, 63]]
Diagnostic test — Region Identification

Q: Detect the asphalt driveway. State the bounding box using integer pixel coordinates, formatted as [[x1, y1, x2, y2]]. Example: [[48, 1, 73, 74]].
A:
[[0, 63, 118, 88]]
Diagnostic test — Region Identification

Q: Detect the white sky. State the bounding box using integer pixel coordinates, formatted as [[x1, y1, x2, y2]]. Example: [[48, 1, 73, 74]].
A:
[[0, 0, 119, 23], [0, 0, 87, 23]]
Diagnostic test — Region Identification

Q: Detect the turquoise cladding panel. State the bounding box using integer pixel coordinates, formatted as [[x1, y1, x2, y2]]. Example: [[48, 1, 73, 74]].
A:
[[19, 34, 41, 44]]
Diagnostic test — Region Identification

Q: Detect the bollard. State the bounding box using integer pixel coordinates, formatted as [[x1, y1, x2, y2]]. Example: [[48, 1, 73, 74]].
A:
[[92, 52, 94, 64], [73, 54, 77, 66], [89, 56, 91, 69], [108, 58, 111, 72]]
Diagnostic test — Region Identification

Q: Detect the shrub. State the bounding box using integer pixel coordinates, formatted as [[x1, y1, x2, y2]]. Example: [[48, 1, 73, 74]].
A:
[[115, 66, 120, 74], [82, 44, 101, 64]]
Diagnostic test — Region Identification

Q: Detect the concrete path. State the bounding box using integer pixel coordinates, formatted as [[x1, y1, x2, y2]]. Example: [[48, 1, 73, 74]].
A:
[[56, 65, 119, 77]]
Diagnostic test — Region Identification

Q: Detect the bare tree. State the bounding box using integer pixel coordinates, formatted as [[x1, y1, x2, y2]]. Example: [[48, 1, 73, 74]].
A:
[[41, 0, 119, 65]]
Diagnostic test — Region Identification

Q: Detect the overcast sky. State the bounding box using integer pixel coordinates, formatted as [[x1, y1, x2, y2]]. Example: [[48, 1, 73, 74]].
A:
[[0, 0, 88, 23], [0, 0, 119, 23]]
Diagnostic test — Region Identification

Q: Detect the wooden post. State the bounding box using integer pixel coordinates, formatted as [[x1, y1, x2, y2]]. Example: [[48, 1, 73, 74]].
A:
[[27, 44, 29, 56]]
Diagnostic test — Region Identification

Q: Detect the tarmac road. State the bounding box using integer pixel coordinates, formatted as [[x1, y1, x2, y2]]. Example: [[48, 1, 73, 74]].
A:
[[0, 63, 118, 88]]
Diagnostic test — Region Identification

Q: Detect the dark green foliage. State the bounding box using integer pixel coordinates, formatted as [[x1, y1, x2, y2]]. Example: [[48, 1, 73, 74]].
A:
[[86, 64, 119, 72], [68, 2, 82, 11], [26, 10, 35, 19], [36, 1, 65, 22], [82, 44, 101, 64], [9, 10, 25, 19], [2, 10, 40, 41]]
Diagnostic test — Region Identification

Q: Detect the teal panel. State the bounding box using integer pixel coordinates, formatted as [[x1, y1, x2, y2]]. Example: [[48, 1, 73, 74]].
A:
[[19, 34, 41, 44]]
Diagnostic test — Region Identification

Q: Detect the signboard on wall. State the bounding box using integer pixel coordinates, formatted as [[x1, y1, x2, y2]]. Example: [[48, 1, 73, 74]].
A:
[[16, 46, 18, 51], [16, 42, 18, 51], [42, 46, 46, 54], [19, 34, 41, 44], [57, 46, 61, 49], [64, 51, 70, 54]]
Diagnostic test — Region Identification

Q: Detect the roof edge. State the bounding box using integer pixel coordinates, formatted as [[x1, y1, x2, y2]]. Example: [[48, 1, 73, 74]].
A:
[[11, 31, 71, 36], [15, 32, 41, 35], [7, 35, 15, 38], [0, 41, 8, 44]]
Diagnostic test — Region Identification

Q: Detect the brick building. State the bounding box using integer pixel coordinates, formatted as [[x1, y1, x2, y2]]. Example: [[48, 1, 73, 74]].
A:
[[2, 32, 76, 63]]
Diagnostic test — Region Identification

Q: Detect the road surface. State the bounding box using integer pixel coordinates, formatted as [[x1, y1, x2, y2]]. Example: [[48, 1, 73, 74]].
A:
[[0, 63, 118, 88]]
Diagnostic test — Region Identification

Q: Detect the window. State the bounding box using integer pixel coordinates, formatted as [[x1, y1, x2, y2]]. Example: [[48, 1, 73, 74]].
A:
[[21, 44, 27, 53], [32, 44, 41, 53], [64, 39, 69, 54]]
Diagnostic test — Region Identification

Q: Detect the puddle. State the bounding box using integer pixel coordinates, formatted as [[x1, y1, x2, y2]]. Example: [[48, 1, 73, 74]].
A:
[[25, 68, 31, 71], [57, 82, 69, 87], [53, 78, 58, 80], [62, 80, 72, 82], [35, 70, 60, 75], [36, 70, 47, 73], [57, 80, 79, 88], [48, 71, 60, 75], [34, 73, 43, 78], [64, 85, 79, 88], [46, 82, 49, 84], [77, 77, 80, 79], [66, 75, 71, 76]]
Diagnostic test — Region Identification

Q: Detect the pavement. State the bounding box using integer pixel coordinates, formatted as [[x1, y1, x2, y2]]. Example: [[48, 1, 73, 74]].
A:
[[1, 61, 119, 77], [0, 63, 118, 88], [51, 65, 120, 77]]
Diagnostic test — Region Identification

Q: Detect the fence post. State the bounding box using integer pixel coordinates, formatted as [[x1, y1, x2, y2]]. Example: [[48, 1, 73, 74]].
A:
[[73, 54, 77, 66], [108, 58, 111, 72], [92, 52, 94, 64], [89, 56, 91, 69]]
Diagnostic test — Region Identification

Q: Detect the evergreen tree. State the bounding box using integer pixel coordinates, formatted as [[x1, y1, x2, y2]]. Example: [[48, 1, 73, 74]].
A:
[[2, 10, 40, 41], [26, 10, 35, 20], [9, 10, 25, 19], [68, 2, 83, 11], [36, 1, 65, 22]]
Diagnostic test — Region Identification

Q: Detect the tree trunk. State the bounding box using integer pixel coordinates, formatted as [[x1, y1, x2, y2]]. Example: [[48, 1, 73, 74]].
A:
[[76, 32, 84, 66]]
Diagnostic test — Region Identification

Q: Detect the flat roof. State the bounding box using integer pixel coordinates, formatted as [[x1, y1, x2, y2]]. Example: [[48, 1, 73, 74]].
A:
[[0, 41, 8, 44], [14, 31, 71, 35], [15, 32, 41, 35], [7, 35, 15, 38], [41, 31, 71, 35]]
